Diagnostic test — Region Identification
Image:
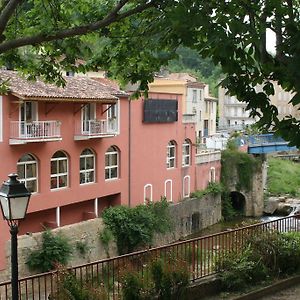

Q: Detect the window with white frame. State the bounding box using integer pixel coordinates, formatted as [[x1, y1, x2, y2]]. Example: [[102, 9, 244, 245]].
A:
[[183, 175, 190, 198], [105, 146, 119, 180], [209, 167, 216, 183], [182, 139, 191, 166], [17, 154, 38, 193], [144, 184, 153, 203], [192, 90, 197, 103], [167, 140, 176, 169], [51, 151, 68, 189], [80, 148, 95, 184], [164, 179, 172, 202]]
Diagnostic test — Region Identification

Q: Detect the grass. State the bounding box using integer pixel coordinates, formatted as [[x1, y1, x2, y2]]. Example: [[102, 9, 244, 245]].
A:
[[267, 157, 300, 197]]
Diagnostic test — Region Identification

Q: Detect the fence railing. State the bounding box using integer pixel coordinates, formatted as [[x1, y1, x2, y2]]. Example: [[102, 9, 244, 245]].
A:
[[75, 119, 118, 137], [10, 121, 61, 141], [0, 215, 299, 299]]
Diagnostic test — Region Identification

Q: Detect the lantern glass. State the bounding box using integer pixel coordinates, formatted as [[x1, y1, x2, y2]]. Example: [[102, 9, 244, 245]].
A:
[[0, 195, 9, 220], [0, 195, 30, 221]]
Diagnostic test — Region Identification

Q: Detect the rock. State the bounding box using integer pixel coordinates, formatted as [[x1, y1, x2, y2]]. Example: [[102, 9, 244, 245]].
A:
[[264, 198, 280, 214], [275, 202, 293, 216]]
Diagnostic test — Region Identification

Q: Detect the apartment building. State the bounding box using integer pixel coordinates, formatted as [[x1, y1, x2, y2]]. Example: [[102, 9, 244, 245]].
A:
[[218, 81, 299, 130], [0, 70, 221, 270], [148, 73, 217, 141]]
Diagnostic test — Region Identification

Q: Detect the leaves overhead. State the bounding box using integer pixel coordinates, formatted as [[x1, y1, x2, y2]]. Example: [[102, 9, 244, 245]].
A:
[[1, 1, 300, 145]]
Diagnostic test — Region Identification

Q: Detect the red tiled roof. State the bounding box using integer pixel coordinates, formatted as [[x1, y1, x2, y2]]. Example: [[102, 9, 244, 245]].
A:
[[0, 70, 126, 102]]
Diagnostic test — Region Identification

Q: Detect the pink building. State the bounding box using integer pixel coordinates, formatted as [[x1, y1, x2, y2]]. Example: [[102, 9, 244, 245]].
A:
[[0, 70, 221, 270]]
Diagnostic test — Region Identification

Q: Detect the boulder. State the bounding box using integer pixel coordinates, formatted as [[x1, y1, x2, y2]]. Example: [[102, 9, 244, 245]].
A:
[[264, 198, 280, 214]]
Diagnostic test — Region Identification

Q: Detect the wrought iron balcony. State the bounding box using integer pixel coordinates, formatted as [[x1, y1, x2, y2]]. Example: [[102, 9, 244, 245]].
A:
[[10, 121, 62, 145], [74, 119, 118, 140]]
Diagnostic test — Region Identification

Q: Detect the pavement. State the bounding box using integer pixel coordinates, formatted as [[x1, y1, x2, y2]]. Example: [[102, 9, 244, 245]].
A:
[[257, 283, 300, 300]]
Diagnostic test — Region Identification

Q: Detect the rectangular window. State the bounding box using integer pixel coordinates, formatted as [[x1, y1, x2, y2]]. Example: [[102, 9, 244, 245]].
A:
[[192, 90, 197, 103]]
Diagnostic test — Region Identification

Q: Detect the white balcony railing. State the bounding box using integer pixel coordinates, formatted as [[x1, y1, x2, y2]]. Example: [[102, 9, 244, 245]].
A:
[[182, 114, 196, 124], [10, 121, 61, 143], [195, 150, 221, 164], [74, 119, 118, 139]]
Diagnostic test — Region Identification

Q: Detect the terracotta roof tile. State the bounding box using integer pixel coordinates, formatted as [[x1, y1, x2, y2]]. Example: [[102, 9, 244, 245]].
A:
[[0, 70, 126, 102]]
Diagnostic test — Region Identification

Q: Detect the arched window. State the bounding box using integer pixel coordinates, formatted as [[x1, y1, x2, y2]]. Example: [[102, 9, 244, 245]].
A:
[[17, 153, 38, 193], [80, 148, 95, 184], [105, 146, 119, 180], [209, 167, 216, 183], [182, 139, 191, 166], [144, 184, 153, 203], [51, 151, 68, 189], [183, 175, 190, 198], [164, 179, 173, 202], [167, 140, 176, 169]]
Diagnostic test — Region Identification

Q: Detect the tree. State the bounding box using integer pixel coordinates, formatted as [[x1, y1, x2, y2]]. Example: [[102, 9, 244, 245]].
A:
[[1, 1, 300, 145]]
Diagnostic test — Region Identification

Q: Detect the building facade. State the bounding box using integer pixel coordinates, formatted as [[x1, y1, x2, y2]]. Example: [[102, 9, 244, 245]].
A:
[[148, 73, 217, 141], [218, 81, 299, 131], [0, 70, 221, 270]]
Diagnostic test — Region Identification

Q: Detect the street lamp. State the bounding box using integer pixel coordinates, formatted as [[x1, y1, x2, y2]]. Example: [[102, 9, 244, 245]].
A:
[[0, 174, 31, 300]]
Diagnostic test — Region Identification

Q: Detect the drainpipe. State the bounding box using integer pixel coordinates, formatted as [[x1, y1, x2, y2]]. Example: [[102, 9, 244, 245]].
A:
[[56, 207, 60, 227], [128, 99, 131, 207]]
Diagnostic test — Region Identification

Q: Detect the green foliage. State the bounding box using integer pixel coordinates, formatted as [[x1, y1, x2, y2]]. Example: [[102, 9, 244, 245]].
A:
[[190, 182, 223, 199], [122, 258, 189, 300], [26, 230, 72, 273], [49, 265, 109, 300], [102, 199, 172, 255], [75, 240, 90, 258], [221, 192, 239, 221], [221, 150, 259, 192], [267, 157, 300, 197], [99, 227, 114, 258], [122, 272, 151, 300], [218, 246, 268, 291], [217, 232, 300, 292], [1, 2, 300, 145]]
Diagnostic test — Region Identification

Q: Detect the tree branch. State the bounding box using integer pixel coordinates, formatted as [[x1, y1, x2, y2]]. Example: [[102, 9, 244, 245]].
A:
[[0, 0, 23, 37], [0, 0, 157, 53]]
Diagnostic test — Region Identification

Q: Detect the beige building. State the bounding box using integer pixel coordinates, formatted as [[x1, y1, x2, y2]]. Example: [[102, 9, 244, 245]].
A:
[[218, 81, 299, 130], [148, 73, 217, 141]]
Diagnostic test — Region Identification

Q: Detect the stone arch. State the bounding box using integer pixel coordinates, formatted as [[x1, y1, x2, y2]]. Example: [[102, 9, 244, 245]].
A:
[[229, 191, 246, 214]]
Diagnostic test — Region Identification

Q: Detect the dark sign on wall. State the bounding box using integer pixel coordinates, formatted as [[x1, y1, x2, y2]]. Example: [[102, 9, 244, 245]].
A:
[[143, 99, 178, 123]]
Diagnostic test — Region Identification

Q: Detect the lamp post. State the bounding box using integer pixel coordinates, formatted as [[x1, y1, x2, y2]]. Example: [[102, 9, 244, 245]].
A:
[[0, 174, 31, 300]]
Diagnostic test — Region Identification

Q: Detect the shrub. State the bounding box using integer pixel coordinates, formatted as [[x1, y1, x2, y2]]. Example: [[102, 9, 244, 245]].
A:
[[102, 198, 172, 254], [26, 230, 72, 273], [75, 240, 90, 258], [190, 182, 223, 199], [217, 246, 268, 291], [217, 231, 300, 292], [49, 265, 109, 300], [122, 258, 189, 300], [99, 227, 114, 258]]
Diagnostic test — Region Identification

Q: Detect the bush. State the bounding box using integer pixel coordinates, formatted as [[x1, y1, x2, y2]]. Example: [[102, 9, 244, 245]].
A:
[[49, 265, 109, 300], [190, 182, 223, 199], [217, 231, 300, 292], [102, 198, 172, 254], [26, 230, 72, 273], [122, 258, 189, 300], [217, 246, 268, 291]]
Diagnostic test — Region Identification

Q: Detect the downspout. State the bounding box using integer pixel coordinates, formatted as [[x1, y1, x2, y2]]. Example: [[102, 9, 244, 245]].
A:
[[128, 99, 131, 207]]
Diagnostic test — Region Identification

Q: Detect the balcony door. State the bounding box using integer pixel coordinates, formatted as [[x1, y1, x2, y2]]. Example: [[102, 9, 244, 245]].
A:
[[107, 103, 118, 132], [20, 101, 37, 136], [82, 103, 95, 133]]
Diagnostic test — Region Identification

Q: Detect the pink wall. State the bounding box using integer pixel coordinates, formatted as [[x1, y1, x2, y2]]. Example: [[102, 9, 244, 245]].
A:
[[129, 93, 196, 205], [0, 90, 221, 270]]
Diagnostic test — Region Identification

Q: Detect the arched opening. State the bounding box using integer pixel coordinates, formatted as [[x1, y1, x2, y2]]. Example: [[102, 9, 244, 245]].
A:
[[229, 191, 246, 214]]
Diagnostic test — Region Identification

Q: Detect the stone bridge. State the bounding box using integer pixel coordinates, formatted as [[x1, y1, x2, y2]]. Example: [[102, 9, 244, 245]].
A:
[[226, 154, 267, 217]]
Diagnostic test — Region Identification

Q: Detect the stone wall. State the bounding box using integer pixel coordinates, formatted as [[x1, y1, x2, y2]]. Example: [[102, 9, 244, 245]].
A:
[[1, 194, 221, 280]]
